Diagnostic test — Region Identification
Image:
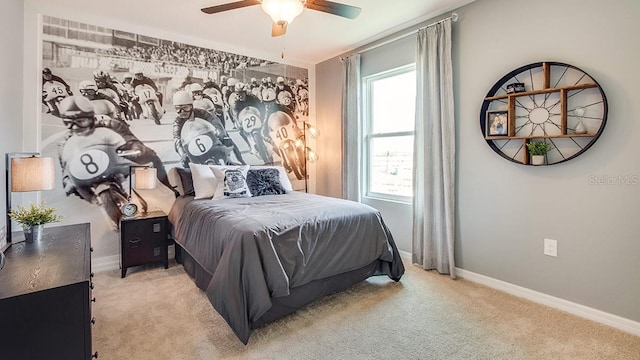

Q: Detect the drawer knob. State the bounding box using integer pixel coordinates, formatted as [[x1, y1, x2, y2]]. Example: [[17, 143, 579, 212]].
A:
[[92, 351, 99, 358], [91, 317, 96, 325], [91, 297, 96, 303]]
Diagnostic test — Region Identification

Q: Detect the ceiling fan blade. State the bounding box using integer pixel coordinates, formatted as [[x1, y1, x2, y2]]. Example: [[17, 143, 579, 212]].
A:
[[271, 22, 288, 37], [305, 0, 362, 19], [201, 0, 261, 14]]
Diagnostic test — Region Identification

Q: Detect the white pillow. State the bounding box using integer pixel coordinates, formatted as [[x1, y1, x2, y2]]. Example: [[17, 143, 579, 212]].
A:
[[249, 165, 293, 192], [189, 163, 218, 199], [210, 165, 252, 199]]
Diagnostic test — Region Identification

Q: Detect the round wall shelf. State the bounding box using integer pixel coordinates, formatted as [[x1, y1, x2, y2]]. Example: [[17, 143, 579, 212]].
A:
[[480, 61, 608, 165]]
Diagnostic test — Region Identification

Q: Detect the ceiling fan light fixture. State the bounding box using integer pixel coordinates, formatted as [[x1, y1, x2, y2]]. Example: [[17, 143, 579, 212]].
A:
[[261, 0, 305, 25]]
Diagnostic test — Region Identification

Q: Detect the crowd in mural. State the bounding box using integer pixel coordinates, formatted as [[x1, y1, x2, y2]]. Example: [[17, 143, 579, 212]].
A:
[[97, 43, 269, 74]]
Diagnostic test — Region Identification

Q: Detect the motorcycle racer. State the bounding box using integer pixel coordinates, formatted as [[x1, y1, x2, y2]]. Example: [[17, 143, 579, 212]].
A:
[[171, 90, 244, 166], [57, 96, 172, 206], [42, 68, 73, 95], [78, 80, 124, 121], [130, 69, 164, 106], [42, 68, 73, 113]]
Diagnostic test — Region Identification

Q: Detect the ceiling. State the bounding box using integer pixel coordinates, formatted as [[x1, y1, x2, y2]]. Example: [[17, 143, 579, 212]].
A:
[[38, 0, 473, 65]]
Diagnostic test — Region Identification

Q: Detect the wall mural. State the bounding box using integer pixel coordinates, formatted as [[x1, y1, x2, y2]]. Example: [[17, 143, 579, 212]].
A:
[[40, 15, 311, 242]]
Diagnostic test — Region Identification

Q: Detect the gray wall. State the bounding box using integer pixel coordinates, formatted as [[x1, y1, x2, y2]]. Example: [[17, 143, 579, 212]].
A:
[[0, 0, 24, 246], [315, 0, 640, 323]]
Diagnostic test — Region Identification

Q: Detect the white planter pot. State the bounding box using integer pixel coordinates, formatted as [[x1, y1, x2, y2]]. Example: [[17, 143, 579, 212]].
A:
[[531, 155, 545, 165]]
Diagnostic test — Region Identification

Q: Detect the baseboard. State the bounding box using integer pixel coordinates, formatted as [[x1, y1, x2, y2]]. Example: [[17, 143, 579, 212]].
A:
[[455, 267, 640, 337], [92, 245, 175, 273]]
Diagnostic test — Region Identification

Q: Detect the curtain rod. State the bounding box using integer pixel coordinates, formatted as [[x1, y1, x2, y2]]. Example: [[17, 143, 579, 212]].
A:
[[353, 12, 458, 55]]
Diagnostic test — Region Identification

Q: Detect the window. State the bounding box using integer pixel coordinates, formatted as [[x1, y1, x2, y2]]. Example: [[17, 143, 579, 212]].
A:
[[363, 65, 416, 201]]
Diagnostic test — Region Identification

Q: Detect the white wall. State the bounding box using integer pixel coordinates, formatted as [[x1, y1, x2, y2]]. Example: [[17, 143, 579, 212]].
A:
[[0, 0, 25, 247], [316, 0, 640, 324]]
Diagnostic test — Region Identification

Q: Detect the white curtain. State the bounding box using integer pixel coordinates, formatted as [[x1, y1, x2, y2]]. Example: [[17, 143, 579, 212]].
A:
[[340, 54, 361, 202], [412, 19, 456, 278]]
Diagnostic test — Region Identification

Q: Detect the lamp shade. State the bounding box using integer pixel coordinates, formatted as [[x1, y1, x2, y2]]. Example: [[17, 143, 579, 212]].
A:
[[261, 0, 304, 24], [11, 157, 55, 192], [133, 167, 157, 190]]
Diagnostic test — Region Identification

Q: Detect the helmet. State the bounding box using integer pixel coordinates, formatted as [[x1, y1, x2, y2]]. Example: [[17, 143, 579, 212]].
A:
[[93, 70, 108, 80], [267, 77, 273, 84], [204, 76, 214, 83], [227, 78, 238, 87], [250, 77, 257, 84], [220, 75, 228, 84], [234, 83, 245, 92], [268, 111, 293, 130], [173, 90, 193, 106], [79, 80, 98, 92], [276, 76, 285, 84], [43, 68, 52, 76], [190, 83, 203, 92], [58, 96, 95, 119], [123, 73, 133, 80]]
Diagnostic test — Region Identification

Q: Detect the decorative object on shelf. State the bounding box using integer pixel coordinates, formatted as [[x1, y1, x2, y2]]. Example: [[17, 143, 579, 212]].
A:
[[480, 61, 608, 166], [573, 106, 588, 134], [8, 201, 62, 242], [485, 110, 509, 136], [121, 166, 157, 218], [526, 141, 551, 166], [506, 82, 525, 94], [4, 153, 56, 245]]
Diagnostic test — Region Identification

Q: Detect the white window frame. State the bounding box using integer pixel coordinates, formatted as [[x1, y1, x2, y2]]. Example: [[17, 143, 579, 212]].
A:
[[362, 64, 415, 203]]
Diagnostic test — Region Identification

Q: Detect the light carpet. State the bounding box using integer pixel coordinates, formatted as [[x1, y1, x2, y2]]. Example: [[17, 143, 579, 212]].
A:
[[92, 259, 640, 360]]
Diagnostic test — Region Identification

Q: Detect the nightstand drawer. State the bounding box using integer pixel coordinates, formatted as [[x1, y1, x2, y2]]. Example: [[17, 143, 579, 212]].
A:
[[120, 211, 169, 278]]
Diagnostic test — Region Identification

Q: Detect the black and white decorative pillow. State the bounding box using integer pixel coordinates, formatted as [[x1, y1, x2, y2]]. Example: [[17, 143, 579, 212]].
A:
[[210, 165, 251, 199], [247, 168, 287, 197]]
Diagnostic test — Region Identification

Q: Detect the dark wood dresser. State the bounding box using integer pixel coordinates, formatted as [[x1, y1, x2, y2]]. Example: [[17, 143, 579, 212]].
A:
[[0, 223, 96, 359]]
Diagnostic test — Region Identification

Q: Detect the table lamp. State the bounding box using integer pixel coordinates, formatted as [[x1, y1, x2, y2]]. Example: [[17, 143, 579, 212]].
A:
[[5, 153, 55, 246]]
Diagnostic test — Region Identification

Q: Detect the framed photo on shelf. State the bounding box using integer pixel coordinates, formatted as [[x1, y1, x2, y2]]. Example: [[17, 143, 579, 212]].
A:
[[486, 110, 508, 136]]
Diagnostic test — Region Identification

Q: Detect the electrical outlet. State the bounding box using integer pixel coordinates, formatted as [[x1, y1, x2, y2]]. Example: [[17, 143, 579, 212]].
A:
[[544, 238, 557, 257]]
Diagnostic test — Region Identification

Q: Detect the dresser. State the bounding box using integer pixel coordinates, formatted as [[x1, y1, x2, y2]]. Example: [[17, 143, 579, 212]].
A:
[[0, 223, 95, 360]]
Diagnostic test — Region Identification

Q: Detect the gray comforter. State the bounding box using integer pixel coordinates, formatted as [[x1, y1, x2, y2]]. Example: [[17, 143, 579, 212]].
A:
[[169, 191, 404, 343]]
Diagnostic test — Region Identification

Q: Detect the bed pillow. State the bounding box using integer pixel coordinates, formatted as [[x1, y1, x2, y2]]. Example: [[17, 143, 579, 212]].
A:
[[249, 165, 293, 192], [189, 163, 218, 199], [210, 165, 252, 199], [247, 168, 287, 197], [168, 167, 194, 197]]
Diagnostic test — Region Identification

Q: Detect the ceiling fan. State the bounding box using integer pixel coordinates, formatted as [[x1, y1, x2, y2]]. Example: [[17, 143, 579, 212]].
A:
[[201, 0, 361, 37]]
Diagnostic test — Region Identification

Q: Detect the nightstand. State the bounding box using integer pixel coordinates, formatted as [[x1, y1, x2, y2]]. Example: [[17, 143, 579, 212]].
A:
[[119, 210, 169, 278]]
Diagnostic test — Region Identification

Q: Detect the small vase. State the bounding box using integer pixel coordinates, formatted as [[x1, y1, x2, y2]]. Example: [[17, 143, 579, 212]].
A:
[[531, 155, 545, 165], [24, 225, 44, 243], [575, 120, 587, 134]]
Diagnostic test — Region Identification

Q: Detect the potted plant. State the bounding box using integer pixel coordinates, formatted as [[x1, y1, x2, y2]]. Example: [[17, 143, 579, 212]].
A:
[[526, 141, 551, 165], [9, 201, 62, 243]]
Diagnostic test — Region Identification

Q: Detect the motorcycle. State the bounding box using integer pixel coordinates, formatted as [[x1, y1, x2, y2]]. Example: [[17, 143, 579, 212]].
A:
[[238, 106, 273, 164], [203, 87, 226, 120], [42, 80, 69, 117], [266, 110, 306, 180], [134, 84, 163, 125], [59, 127, 140, 226], [179, 118, 232, 166]]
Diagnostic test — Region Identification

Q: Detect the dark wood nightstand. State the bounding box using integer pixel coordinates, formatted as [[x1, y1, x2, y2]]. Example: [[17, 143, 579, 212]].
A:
[[119, 210, 169, 278]]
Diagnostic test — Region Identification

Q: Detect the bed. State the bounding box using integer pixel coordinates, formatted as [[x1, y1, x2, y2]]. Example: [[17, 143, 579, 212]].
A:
[[167, 165, 405, 344]]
